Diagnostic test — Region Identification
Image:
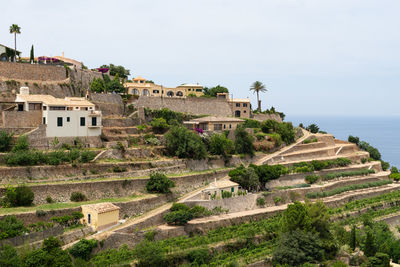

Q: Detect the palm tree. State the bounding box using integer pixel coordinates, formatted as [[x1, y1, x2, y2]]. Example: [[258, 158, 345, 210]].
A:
[[9, 24, 21, 62], [250, 81, 267, 112]]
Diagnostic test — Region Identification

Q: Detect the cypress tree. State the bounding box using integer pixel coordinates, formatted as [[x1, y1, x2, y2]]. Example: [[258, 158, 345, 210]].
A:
[[364, 230, 376, 257], [30, 45, 34, 63], [350, 225, 356, 250]]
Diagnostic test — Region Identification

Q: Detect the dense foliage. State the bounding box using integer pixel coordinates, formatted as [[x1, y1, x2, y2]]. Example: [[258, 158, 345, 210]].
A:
[[234, 126, 255, 156], [164, 126, 207, 159], [261, 120, 296, 145], [69, 239, 98, 260], [0, 215, 27, 240], [209, 133, 235, 158], [90, 74, 125, 93], [0, 130, 13, 152], [2, 184, 34, 207], [5, 149, 96, 166], [202, 85, 229, 97], [146, 172, 175, 193], [144, 108, 198, 124], [150, 118, 169, 134], [99, 64, 130, 79]]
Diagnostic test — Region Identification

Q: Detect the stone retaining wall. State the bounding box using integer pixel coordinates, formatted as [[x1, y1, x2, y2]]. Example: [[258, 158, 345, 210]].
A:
[[0, 62, 67, 81], [0, 226, 63, 247], [136, 96, 233, 117], [2, 110, 42, 127]]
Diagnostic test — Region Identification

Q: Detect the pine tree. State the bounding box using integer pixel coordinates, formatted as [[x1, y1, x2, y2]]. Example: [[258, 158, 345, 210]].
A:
[[30, 45, 34, 63], [350, 225, 356, 250]]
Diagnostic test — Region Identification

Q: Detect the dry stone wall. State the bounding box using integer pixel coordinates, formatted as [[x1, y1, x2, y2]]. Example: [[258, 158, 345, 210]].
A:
[[2, 110, 42, 127], [136, 96, 233, 117], [0, 62, 67, 81], [90, 93, 124, 116]]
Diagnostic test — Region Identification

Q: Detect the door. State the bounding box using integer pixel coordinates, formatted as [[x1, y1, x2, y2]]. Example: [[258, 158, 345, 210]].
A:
[[88, 214, 91, 224]]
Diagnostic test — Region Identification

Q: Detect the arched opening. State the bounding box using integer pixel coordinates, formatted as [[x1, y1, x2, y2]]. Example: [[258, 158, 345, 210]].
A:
[[131, 89, 139, 96], [234, 110, 241, 117], [167, 91, 174, 97], [176, 91, 183, 97], [0, 53, 7, 61], [142, 89, 150, 96]]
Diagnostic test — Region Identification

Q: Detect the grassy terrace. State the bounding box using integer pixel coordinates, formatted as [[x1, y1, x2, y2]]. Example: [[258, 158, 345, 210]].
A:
[[0, 194, 152, 215], [0, 167, 232, 187]]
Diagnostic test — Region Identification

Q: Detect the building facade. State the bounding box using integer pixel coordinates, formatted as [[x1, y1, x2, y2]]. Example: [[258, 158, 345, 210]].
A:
[[217, 93, 251, 118], [183, 116, 244, 132], [14, 87, 102, 138], [124, 76, 204, 98], [0, 44, 20, 62], [81, 203, 120, 231]]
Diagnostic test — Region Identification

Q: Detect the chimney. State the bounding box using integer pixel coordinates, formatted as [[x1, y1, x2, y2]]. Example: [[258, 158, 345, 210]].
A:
[[19, 87, 30, 95]]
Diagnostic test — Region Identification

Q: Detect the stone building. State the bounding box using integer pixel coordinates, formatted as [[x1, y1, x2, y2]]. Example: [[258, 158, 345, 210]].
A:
[[200, 180, 240, 200], [217, 93, 251, 118], [124, 76, 204, 98], [0, 44, 20, 62], [10, 87, 102, 138], [183, 116, 244, 132], [81, 202, 120, 231]]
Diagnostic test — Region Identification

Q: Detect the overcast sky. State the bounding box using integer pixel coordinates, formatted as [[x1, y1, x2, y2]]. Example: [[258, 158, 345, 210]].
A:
[[3, 0, 400, 117]]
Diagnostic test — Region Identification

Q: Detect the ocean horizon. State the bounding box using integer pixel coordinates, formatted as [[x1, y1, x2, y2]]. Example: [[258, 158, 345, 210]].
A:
[[286, 115, 400, 168]]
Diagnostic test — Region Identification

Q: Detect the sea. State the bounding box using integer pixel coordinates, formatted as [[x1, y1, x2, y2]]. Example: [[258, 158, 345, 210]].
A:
[[286, 115, 400, 168]]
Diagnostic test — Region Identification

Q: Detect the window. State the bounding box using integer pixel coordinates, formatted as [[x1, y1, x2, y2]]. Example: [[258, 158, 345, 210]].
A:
[[231, 187, 234, 193], [29, 103, 42, 110], [224, 124, 226, 129], [43, 106, 47, 110], [92, 117, 97, 126], [244, 110, 247, 113], [80, 107, 88, 111], [243, 103, 248, 107], [67, 107, 73, 111], [88, 214, 91, 224], [236, 103, 240, 107], [43, 117, 46, 124], [57, 117, 63, 127], [214, 124, 222, 131], [229, 124, 232, 129], [153, 90, 160, 94], [188, 89, 191, 91], [67, 117, 70, 122], [18, 104, 23, 111], [80, 117, 85, 126], [196, 89, 202, 92], [235, 110, 241, 117], [50, 106, 66, 110]]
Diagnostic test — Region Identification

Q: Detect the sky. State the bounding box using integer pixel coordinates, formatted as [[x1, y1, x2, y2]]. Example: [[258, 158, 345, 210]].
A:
[[2, 0, 400, 117]]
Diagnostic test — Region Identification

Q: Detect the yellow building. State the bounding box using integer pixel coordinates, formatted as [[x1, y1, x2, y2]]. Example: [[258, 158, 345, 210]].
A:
[[81, 203, 120, 231], [217, 93, 251, 118], [124, 77, 204, 98]]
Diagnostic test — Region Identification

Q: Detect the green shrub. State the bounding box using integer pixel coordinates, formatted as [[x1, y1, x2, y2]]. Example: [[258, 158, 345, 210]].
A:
[[234, 126, 255, 156], [221, 191, 232, 199], [305, 174, 320, 184], [255, 132, 267, 141], [12, 135, 29, 152], [380, 160, 390, 171], [359, 141, 381, 161], [190, 205, 211, 218], [0, 215, 27, 240], [2, 184, 34, 207], [209, 133, 235, 157], [135, 240, 166, 267], [163, 210, 193, 225], [150, 118, 169, 134], [324, 169, 375, 180], [256, 197, 265, 207], [80, 150, 96, 163], [306, 123, 319, 133], [273, 197, 283, 204], [165, 126, 207, 159], [243, 119, 262, 129], [112, 166, 127, 173], [390, 173, 400, 181], [0, 244, 21, 266], [170, 203, 190, 212], [303, 138, 318, 144], [348, 135, 360, 145], [70, 192, 87, 202], [229, 165, 260, 191], [146, 172, 175, 193], [0, 130, 12, 152], [186, 247, 210, 265], [69, 238, 98, 260], [268, 133, 282, 147], [391, 166, 399, 173]]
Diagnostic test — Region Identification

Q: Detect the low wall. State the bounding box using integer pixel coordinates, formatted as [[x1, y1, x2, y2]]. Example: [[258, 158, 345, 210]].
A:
[[0, 62, 67, 81], [2, 110, 42, 127], [0, 158, 183, 183], [0, 226, 63, 247], [136, 96, 233, 117], [252, 113, 282, 123], [185, 194, 259, 213]]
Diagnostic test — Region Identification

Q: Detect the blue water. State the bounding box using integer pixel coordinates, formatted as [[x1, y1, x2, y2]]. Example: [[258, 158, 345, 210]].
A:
[[286, 115, 400, 168]]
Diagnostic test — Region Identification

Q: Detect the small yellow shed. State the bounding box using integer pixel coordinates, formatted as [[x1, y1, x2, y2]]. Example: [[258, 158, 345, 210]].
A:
[[81, 202, 120, 231]]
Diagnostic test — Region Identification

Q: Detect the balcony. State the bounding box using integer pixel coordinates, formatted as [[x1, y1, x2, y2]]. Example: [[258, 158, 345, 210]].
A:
[[88, 110, 101, 117]]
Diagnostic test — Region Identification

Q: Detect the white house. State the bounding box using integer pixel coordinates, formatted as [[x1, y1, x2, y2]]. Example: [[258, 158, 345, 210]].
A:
[[15, 87, 102, 138]]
